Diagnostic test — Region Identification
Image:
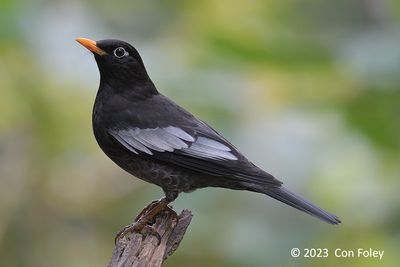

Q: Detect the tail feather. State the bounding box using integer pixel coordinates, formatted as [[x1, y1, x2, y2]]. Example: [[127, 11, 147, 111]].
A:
[[264, 186, 341, 224]]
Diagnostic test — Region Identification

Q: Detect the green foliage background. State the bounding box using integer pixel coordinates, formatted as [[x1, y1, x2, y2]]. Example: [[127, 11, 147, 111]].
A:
[[0, 0, 399, 266]]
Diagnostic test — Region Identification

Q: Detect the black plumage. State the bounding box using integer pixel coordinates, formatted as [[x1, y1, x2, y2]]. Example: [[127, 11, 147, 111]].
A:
[[77, 38, 341, 228]]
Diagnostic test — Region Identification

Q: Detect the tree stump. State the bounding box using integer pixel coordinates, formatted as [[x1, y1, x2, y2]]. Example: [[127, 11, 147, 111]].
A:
[[108, 208, 193, 267]]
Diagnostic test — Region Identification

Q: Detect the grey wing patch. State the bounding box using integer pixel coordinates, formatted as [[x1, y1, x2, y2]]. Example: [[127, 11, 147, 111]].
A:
[[109, 126, 190, 155], [110, 132, 140, 154], [131, 128, 174, 152], [180, 137, 238, 160], [109, 126, 238, 161], [163, 126, 195, 142], [195, 136, 231, 151]]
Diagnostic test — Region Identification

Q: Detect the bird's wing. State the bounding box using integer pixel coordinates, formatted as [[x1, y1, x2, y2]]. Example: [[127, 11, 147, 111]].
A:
[[103, 94, 281, 186], [109, 126, 238, 160], [109, 122, 281, 186]]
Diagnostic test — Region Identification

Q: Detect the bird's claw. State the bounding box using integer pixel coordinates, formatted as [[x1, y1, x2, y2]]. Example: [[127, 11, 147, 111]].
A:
[[114, 221, 161, 245], [115, 198, 178, 245], [115, 199, 168, 245], [133, 199, 160, 222]]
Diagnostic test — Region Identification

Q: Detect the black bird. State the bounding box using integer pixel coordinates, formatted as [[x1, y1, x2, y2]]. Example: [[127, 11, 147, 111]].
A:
[[76, 38, 341, 239]]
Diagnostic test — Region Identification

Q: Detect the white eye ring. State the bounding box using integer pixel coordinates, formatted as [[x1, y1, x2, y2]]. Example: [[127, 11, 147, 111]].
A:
[[113, 47, 129, 58]]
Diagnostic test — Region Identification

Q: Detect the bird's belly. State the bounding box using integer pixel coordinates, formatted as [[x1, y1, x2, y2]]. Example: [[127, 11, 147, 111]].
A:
[[113, 153, 194, 192], [95, 135, 196, 192]]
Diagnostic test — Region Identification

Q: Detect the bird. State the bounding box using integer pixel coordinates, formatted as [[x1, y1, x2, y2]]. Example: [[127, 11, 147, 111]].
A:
[[76, 37, 341, 240]]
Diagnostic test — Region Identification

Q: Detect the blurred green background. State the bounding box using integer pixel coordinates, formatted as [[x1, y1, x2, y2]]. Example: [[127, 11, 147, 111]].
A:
[[1, 0, 399, 266]]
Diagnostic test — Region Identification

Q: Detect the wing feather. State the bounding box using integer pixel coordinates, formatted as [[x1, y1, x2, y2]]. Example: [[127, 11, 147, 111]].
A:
[[109, 127, 237, 161], [109, 126, 281, 186], [181, 142, 238, 160]]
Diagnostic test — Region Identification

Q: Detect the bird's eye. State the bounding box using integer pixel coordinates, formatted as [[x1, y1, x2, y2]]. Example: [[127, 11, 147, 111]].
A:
[[114, 47, 128, 58]]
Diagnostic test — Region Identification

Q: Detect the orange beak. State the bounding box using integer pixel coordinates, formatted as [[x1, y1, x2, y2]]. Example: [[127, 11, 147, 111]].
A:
[[76, 38, 107, 56]]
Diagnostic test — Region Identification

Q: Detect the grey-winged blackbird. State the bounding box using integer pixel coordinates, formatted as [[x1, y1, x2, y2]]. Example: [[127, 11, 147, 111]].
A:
[[76, 38, 340, 239]]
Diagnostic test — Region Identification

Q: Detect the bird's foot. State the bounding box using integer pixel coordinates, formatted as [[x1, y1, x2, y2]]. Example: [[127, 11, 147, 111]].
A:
[[140, 199, 179, 226], [115, 198, 171, 245], [114, 221, 161, 245], [133, 199, 161, 222]]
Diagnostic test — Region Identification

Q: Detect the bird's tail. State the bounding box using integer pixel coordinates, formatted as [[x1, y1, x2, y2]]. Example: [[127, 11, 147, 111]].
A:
[[261, 186, 341, 224]]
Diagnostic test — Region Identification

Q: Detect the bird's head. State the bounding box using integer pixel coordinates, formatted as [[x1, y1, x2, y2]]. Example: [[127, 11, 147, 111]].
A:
[[76, 38, 152, 88]]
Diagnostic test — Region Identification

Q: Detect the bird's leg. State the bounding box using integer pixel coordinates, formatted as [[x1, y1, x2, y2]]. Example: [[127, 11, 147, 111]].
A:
[[114, 192, 179, 244]]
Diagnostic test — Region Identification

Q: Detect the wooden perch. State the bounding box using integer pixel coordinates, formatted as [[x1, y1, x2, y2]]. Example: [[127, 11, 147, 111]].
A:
[[108, 208, 193, 267]]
